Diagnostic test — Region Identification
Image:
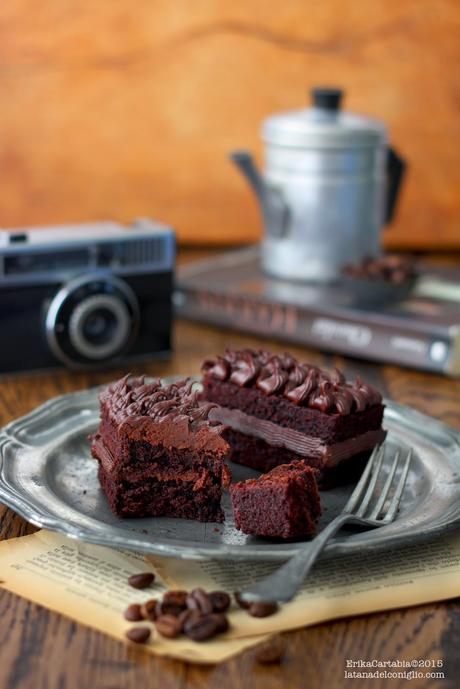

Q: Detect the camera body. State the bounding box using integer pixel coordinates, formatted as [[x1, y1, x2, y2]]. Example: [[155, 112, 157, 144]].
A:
[[0, 219, 175, 374]]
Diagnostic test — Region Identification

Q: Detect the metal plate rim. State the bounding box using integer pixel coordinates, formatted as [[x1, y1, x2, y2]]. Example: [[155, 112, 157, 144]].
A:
[[1, 384, 460, 561]]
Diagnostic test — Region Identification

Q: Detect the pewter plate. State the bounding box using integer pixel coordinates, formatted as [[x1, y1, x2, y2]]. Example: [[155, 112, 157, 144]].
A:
[[1, 382, 460, 561]]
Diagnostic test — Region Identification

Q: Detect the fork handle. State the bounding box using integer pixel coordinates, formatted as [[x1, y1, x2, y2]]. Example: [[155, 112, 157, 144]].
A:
[[241, 513, 353, 603]]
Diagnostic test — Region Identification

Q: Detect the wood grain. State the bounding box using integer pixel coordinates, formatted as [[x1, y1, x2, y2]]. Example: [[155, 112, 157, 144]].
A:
[[0, 1, 459, 249], [0, 250, 460, 687]]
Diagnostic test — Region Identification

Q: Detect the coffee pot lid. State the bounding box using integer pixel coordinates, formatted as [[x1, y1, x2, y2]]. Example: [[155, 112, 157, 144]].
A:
[[262, 87, 387, 149]]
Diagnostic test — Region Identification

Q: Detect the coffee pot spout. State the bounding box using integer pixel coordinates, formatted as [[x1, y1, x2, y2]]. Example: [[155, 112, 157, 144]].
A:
[[230, 150, 290, 239]]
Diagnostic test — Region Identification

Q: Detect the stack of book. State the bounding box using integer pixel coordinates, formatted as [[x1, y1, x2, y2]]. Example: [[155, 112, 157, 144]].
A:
[[175, 247, 460, 376]]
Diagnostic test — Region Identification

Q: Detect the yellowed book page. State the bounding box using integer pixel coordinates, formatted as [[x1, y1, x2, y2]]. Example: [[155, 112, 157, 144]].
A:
[[3, 528, 460, 663], [150, 532, 460, 638], [0, 530, 269, 664]]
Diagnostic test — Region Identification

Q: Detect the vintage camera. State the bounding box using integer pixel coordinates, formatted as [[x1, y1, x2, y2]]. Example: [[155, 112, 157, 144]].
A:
[[0, 219, 175, 373]]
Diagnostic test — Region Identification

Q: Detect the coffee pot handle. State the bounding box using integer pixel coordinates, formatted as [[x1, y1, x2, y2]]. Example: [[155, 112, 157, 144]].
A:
[[385, 147, 406, 224]]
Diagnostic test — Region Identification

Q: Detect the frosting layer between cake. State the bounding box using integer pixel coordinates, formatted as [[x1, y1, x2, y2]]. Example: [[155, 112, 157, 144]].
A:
[[209, 405, 386, 467], [92, 375, 230, 522]]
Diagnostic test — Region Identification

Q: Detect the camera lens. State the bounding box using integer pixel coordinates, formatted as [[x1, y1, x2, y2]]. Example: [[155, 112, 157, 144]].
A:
[[68, 294, 132, 361], [82, 308, 118, 345], [45, 273, 140, 368]]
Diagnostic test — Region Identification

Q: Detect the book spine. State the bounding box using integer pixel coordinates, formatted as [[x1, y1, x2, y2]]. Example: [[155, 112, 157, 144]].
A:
[[175, 289, 458, 376]]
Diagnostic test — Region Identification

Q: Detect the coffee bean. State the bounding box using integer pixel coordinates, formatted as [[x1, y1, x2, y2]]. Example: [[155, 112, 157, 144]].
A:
[[178, 608, 202, 631], [154, 614, 182, 639], [183, 613, 223, 642], [344, 254, 415, 284], [248, 601, 279, 618], [385, 254, 404, 268], [391, 269, 406, 284], [234, 591, 251, 610], [209, 591, 231, 613], [125, 626, 151, 644], [123, 603, 143, 622], [163, 590, 188, 608], [159, 589, 188, 616], [212, 613, 229, 633], [254, 637, 285, 664], [140, 598, 158, 621], [367, 262, 382, 277], [186, 587, 213, 615], [128, 572, 155, 589], [156, 599, 185, 617]]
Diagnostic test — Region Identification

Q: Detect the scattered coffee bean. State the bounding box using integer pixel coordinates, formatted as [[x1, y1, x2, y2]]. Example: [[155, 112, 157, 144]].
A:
[[157, 590, 188, 616], [123, 603, 143, 622], [178, 608, 202, 631], [184, 613, 225, 642], [209, 591, 231, 613], [248, 601, 279, 618], [156, 599, 185, 617], [163, 590, 188, 608], [128, 572, 155, 589], [392, 269, 407, 284], [154, 614, 182, 639], [234, 591, 251, 610], [140, 598, 158, 621], [254, 637, 285, 665], [125, 626, 151, 644], [212, 613, 229, 633], [343, 254, 416, 284], [121, 586, 273, 646], [186, 587, 213, 615]]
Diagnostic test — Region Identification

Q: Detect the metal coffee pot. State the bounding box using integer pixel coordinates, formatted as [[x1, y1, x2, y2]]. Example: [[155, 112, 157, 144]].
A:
[[231, 88, 405, 282]]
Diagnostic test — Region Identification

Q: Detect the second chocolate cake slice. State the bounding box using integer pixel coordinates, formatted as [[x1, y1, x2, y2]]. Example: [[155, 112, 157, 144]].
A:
[[91, 375, 231, 522], [231, 461, 322, 539], [201, 349, 386, 487]]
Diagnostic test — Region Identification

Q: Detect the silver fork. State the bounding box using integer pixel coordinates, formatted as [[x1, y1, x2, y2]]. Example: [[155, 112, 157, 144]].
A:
[[240, 445, 412, 603]]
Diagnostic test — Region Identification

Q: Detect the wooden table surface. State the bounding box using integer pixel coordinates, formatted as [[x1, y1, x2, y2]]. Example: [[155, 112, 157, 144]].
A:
[[1, 260, 460, 689]]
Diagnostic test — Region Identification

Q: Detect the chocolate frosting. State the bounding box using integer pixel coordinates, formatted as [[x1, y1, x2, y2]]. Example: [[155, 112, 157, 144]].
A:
[[101, 374, 226, 438], [209, 405, 387, 467], [202, 350, 382, 416]]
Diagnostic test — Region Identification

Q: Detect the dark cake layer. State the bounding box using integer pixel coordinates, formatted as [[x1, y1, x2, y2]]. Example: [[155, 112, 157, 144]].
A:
[[203, 378, 384, 443], [92, 375, 230, 523], [201, 350, 386, 485], [91, 435, 228, 487], [209, 405, 386, 463], [230, 461, 321, 539], [93, 422, 226, 482], [224, 428, 373, 488], [98, 465, 224, 521]]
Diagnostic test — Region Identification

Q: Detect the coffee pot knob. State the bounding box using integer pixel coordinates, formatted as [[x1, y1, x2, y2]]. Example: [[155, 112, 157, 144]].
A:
[[311, 87, 343, 112]]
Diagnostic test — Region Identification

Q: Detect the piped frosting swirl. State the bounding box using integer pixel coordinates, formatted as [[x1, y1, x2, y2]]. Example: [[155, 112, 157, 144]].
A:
[[102, 374, 223, 432], [202, 350, 382, 416]]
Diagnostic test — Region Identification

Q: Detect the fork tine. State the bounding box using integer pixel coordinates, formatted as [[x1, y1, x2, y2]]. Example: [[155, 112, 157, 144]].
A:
[[343, 444, 382, 514], [368, 450, 400, 520], [382, 450, 412, 522], [355, 445, 385, 518]]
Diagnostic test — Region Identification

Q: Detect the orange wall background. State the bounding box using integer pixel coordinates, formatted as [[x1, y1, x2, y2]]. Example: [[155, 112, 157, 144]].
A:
[[0, 1, 459, 248]]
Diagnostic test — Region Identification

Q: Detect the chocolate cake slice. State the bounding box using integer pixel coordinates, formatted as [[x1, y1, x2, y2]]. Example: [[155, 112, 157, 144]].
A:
[[201, 350, 386, 487], [230, 461, 321, 539], [91, 375, 231, 522]]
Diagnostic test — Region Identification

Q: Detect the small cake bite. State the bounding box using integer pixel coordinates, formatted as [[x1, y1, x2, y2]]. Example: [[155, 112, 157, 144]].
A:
[[91, 375, 231, 522], [201, 349, 386, 487], [230, 461, 321, 539]]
